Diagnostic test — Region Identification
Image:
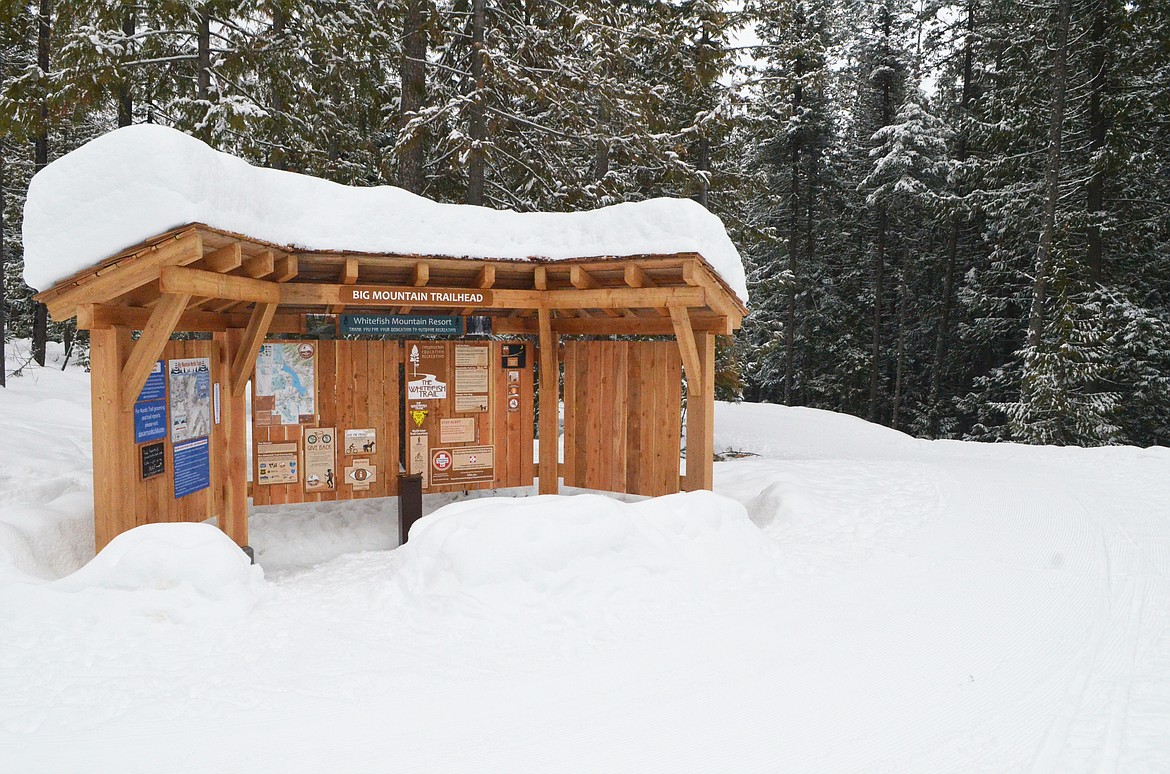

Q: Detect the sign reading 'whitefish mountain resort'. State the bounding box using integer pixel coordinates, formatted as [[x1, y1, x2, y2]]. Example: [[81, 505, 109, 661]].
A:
[[343, 287, 493, 307]]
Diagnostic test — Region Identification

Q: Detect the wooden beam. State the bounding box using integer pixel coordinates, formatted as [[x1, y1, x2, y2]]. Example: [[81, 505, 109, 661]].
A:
[[79, 304, 305, 334], [119, 292, 191, 410], [461, 264, 496, 315], [329, 257, 360, 314], [160, 266, 282, 304], [683, 331, 716, 491], [682, 259, 743, 327], [230, 303, 278, 397], [280, 283, 705, 311], [200, 242, 243, 273], [272, 253, 299, 283], [570, 265, 621, 318], [538, 306, 559, 495], [241, 249, 275, 278], [624, 264, 671, 318], [401, 261, 430, 314], [42, 229, 203, 321], [669, 304, 703, 398], [214, 329, 249, 547], [90, 327, 136, 552]]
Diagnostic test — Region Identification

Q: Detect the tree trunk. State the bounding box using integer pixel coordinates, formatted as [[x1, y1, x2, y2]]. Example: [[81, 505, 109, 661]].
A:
[[117, 2, 134, 126], [928, 0, 975, 437], [1026, 0, 1071, 349], [869, 206, 887, 422], [269, 6, 287, 170], [32, 0, 51, 367], [465, 0, 486, 206], [785, 52, 804, 406], [196, 4, 211, 142], [892, 273, 908, 430], [399, 0, 427, 193], [1085, 0, 1109, 284]]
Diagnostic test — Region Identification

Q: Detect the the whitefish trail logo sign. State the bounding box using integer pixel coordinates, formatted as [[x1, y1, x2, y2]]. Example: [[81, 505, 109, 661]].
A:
[[407, 342, 448, 400]]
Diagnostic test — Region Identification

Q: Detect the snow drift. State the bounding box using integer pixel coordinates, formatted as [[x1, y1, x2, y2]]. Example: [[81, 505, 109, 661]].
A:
[[392, 491, 779, 617], [4, 523, 266, 624], [21, 124, 748, 302]]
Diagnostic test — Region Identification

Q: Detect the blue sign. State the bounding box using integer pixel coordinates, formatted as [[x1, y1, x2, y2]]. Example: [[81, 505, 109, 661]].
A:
[[340, 314, 465, 336], [173, 437, 210, 499], [134, 401, 167, 443], [137, 361, 167, 403]]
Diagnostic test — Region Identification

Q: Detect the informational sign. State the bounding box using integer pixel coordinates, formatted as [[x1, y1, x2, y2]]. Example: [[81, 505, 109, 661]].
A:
[[454, 343, 490, 414], [409, 402, 429, 428], [430, 445, 494, 486], [134, 400, 167, 444], [140, 442, 165, 480], [344, 428, 377, 455], [408, 430, 429, 488], [254, 342, 317, 426], [213, 383, 221, 425], [138, 360, 167, 403], [340, 314, 464, 336], [168, 358, 212, 443], [440, 417, 476, 444], [173, 436, 210, 498], [506, 373, 521, 413], [304, 427, 336, 492], [406, 342, 448, 400], [343, 286, 493, 307], [344, 458, 378, 491], [257, 441, 299, 485]]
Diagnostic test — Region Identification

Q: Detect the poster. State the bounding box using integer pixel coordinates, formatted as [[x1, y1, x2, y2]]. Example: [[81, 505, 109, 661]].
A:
[[254, 343, 317, 426], [344, 428, 377, 455], [168, 357, 211, 443], [138, 360, 167, 402], [455, 366, 489, 394], [455, 394, 490, 413], [173, 436, 210, 498], [430, 445, 494, 486], [304, 427, 336, 492], [440, 417, 476, 444], [454, 344, 489, 368], [406, 342, 448, 400], [257, 441, 299, 485]]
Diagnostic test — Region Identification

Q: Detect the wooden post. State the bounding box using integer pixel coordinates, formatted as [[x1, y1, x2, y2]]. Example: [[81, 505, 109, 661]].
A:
[[90, 327, 137, 551], [684, 331, 715, 491], [214, 329, 249, 547], [538, 307, 559, 494]]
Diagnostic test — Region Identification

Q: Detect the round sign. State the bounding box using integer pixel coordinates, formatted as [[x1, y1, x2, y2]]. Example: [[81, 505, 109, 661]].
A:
[[507, 397, 520, 410], [298, 343, 315, 359], [352, 467, 369, 482], [432, 451, 452, 471]]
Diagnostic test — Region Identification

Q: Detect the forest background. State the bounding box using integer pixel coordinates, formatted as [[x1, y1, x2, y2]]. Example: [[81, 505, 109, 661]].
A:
[[1, 0, 1167, 447]]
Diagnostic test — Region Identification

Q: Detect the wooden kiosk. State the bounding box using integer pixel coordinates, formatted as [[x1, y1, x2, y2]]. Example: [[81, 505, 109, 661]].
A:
[[34, 224, 746, 552]]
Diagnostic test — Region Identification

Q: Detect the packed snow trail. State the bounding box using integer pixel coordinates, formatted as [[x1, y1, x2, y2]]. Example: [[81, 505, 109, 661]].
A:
[[2, 369, 1170, 772]]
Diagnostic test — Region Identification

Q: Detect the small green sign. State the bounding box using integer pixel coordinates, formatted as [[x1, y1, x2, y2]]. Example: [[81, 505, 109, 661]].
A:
[[340, 314, 463, 336]]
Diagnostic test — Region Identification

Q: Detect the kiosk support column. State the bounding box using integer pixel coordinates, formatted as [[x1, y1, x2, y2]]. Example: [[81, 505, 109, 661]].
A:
[[538, 307, 559, 494], [90, 327, 136, 551], [684, 331, 715, 491], [214, 328, 250, 547]]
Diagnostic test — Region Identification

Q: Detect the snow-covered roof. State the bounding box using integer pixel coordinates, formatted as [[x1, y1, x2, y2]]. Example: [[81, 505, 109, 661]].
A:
[[22, 125, 748, 303]]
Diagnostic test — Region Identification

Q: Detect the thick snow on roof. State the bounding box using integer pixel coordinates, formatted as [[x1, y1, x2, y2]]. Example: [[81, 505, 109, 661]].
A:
[[22, 125, 748, 302]]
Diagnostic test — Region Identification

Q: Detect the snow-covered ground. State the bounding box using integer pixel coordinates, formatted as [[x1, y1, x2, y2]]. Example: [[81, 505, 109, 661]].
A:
[[2, 345, 1169, 772]]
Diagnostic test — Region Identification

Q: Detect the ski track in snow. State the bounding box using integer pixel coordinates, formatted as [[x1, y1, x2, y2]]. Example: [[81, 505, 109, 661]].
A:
[[2, 373, 1170, 772]]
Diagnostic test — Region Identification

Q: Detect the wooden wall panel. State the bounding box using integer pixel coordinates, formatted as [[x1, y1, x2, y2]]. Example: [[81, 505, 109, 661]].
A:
[[251, 339, 403, 507], [562, 340, 681, 497]]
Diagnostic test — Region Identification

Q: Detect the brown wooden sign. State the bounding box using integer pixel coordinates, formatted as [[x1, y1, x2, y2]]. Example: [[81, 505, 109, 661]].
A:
[[343, 286, 494, 307]]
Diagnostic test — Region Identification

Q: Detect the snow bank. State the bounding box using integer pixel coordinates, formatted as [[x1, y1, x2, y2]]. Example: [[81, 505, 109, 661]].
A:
[[8, 523, 267, 624], [392, 491, 778, 617], [22, 125, 748, 302]]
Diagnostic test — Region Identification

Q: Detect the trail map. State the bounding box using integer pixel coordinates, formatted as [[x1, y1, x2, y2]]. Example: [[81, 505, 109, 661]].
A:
[[255, 343, 316, 425]]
